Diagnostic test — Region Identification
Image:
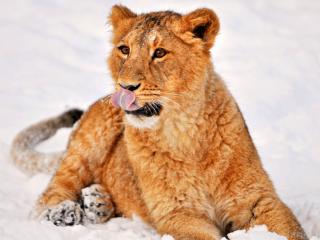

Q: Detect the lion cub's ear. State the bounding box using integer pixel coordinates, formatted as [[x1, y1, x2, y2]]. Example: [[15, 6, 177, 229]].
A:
[[109, 5, 137, 42], [181, 8, 220, 49]]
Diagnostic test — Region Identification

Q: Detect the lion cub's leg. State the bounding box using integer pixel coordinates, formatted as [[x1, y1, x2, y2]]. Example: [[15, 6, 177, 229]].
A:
[[32, 98, 123, 222], [42, 200, 83, 226], [33, 153, 92, 219], [156, 210, 222, 240], [248, 198, 307, 240], [39, 184, 115, 226], [81, 184, 115, 224]]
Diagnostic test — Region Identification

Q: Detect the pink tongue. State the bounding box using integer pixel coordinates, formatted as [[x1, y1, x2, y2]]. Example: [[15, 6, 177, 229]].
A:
[[111, 88, 140, 111]]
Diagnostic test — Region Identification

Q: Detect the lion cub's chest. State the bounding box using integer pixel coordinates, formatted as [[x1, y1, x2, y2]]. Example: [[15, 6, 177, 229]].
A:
[[125, 137, 215, 219]]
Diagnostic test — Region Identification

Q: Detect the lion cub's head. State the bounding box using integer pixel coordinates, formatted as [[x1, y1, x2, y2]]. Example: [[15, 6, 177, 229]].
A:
[[108, 5, 219, 129]]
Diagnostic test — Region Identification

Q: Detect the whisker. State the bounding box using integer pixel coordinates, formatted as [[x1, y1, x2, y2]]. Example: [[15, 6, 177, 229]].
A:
[[140, 88, 160, 91], [151, 102, 159, 115], [159, 96, 189, 115], [138, 94, 160, 97], [161, 91, 185, 98]]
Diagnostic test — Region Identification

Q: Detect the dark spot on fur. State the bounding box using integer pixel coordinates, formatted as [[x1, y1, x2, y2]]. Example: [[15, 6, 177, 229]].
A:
[[134, 11, 181, 29], [145, 15, 161, 26], [54, 220, 62, 226], [65, 219, 75, 226], [60, 108, 84, 127]]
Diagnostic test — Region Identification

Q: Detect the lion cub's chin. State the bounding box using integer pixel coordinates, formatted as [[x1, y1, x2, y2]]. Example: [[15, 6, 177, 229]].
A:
[[125, 114, 159, 129]]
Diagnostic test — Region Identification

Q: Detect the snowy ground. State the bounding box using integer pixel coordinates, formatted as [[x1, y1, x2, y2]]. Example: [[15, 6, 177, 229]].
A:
[[0, 0, 319, 239]]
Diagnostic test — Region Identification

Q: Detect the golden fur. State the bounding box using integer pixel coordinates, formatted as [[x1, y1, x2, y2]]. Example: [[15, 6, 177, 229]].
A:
[[23, 5, 306, 240]]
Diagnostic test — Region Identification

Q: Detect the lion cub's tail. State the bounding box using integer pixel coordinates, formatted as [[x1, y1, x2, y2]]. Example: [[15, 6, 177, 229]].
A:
[[10, 109, 83, 176]]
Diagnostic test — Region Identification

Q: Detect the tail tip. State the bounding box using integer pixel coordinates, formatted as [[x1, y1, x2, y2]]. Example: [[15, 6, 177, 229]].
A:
[[60, 108, 84, 127]]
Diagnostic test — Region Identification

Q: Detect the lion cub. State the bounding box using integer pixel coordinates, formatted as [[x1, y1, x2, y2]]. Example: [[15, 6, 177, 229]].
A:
[[12, 5, 306, 240]]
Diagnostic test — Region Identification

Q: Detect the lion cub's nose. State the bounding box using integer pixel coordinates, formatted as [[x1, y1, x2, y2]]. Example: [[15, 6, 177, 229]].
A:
[[119, 83, 141, 92]]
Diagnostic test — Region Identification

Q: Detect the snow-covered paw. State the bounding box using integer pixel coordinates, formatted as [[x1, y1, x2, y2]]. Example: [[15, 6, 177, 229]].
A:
[[45, 200, 83, 226], [81, 184, 114, 224]]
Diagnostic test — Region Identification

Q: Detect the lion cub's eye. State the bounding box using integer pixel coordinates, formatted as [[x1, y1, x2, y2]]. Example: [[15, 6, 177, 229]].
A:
[[152, 48, 167, 59], [118, 45, 130, 55]]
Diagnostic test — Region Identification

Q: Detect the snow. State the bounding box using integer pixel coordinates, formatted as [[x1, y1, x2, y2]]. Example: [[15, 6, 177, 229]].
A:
[[0, 0, 319, 239], [223, 225, 287, 240]]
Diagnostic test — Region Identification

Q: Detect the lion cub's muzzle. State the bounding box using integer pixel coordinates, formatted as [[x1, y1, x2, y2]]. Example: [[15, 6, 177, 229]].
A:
[[111, 87, 162, 117]]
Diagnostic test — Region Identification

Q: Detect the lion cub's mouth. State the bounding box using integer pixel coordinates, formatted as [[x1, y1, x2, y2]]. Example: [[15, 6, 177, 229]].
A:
[[111, 88, 162, 117], [125, 102, 162, 117]]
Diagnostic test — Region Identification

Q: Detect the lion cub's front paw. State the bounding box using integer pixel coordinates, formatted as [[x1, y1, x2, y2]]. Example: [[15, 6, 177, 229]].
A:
[[44, 200, 83, 226], [81, 184, 114, 224]]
